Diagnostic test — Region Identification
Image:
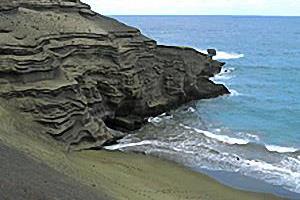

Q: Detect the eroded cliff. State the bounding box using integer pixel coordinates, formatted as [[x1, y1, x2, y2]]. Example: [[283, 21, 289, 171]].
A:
[[0, 0, 229, 150]]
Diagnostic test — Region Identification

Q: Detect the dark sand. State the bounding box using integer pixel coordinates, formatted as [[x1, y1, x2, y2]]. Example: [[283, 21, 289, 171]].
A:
[[0, 143, 108, 200]]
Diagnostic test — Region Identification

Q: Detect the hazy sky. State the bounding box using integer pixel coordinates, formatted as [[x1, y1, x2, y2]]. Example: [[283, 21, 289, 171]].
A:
[[81, 0, 300, 16]]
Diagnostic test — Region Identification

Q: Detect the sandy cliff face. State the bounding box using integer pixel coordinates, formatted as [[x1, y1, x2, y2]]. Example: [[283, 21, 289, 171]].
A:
[[0, 0, 229, 150]]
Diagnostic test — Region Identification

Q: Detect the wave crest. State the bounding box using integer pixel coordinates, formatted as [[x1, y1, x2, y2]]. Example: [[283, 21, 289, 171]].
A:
[[215, 51, 244, 60], [266, 145, 299, 153], [197, 48, 244, 60], [179, 124, 249, 145], [104, 107, 300, 195]]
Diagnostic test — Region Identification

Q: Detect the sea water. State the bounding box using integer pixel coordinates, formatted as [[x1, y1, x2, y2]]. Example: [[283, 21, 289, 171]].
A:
[[108, 16, 300, 198]]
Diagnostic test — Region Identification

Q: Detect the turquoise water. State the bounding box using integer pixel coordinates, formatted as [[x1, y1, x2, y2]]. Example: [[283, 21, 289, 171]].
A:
[[110, 16, 300, 197]]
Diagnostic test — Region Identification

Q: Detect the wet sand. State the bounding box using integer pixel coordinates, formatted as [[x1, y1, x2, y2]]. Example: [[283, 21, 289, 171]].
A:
[[0, 101, 283, 200]]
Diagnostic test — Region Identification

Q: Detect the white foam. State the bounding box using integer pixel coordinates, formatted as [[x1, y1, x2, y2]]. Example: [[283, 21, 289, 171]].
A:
[[196, 128, 249, 145], [179, 123, 192, 130], [215, 128, 222, 133], [240, 158, 300, 193], [187, 107, 196, 113], [214, 74, 234, 81], [209, 67, 235, 83], [103, 129, 300, 193], [197, 49, 244, 60], [229, 89, 242, 97], [104, 140, 154, 150], [148, 113, 173, 123], [179, 124, 249, 145], [281, 157, 300, 172], [241, 132, 260, 142], [148, 116, 162, 123], [215, 51, 244, 60], [266, 145, 299, 153]]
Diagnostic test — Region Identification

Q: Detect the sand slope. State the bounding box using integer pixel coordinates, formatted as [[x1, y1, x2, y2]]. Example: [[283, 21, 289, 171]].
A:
[[0, 100, 282, 200], [0, 143, 108, 200]]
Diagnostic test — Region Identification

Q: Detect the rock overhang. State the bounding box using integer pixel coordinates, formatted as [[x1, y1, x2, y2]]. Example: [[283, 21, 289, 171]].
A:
[[0, 0, 229, 150]]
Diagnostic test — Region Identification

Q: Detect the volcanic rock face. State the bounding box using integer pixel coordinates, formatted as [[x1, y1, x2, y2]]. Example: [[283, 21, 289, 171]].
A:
[[0, 0, 229, 150]]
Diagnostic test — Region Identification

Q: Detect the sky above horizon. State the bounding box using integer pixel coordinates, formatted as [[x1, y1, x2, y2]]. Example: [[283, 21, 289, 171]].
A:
[[81, 0, 300, 16]]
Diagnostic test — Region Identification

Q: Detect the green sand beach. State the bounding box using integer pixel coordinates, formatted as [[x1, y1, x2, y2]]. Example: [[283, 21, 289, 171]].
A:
[[0, 101, 282, 200]]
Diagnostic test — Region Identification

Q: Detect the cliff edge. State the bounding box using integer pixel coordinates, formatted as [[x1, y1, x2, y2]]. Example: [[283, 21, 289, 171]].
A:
[[0, 0, 229, 150]]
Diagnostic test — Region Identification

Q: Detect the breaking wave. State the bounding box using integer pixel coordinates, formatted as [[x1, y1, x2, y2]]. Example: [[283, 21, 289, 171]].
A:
[[214, 51, 244, 60], [197, 48, 244, 60], [229, 89, 242, 97], [266, 145, 299, 153], [104, 109, 300, 194]]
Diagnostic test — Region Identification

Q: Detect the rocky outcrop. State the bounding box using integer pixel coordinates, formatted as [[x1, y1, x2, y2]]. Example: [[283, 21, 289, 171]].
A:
[[0, 0, 229, 150]]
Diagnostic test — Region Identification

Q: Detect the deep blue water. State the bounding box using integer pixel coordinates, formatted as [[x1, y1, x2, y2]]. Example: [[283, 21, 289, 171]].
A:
[[110, 16, 300, 197]]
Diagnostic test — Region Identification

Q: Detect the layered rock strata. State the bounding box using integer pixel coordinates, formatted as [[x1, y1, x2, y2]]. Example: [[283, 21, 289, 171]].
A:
[[0, 0, 229, 150]]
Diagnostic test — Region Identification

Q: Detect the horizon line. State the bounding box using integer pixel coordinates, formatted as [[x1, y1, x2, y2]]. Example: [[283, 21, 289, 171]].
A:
[[110, 14, 300, 17]]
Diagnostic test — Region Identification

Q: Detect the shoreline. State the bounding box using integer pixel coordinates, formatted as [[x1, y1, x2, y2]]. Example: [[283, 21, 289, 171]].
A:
[[199, 168, 298, 199], [75, 150, 284, 200], [0, 102, 284, 200], [0, 2, 297, 200], [0, 140, 284, 200]]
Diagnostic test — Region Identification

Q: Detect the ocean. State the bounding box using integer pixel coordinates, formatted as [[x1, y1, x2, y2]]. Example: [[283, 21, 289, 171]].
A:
[[109, 16, 300, 198]]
